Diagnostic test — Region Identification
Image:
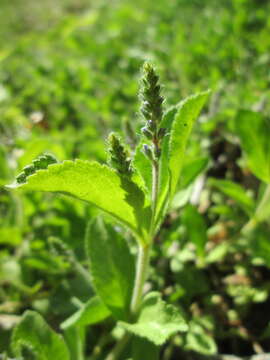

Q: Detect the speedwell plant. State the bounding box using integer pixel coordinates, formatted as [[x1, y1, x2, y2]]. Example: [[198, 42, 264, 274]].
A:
[[6, 63, 210, 360]]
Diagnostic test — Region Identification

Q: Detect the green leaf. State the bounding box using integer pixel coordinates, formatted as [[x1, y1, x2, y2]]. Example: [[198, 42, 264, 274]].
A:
[[61, 296, 111, 330], [210, 178, 255, 216], [132, 141, 152, 196], [234, 110, 270, 183], [120, 292, 187, 345], [86, 217, 135, 320], [155, 105, 180, 226], [63, 327, 85, 360], [185, 317, 217, 355], [180, 156, 208, 189], [255, 184, 270, 224], [171, 185, 194, 210], [182, 204, 207, 258], [12, 311, 70, 360], [132, 337, 159, 360], [206, 242, 230, 264], [170, 157, 208, 210], [7, 159, 150, 240], [169, 91, 210, 198], [250, 225, 270, 267]]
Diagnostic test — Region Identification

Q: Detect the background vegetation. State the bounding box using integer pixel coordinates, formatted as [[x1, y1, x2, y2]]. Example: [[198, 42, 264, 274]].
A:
[[1, 0, 270, 358]]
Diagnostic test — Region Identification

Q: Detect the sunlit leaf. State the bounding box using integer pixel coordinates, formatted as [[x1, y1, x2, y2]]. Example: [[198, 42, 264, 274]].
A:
[[61, 296, 111, 330], [169, 91, 210, 198], [120, 292, 187, 345], [7, 159, 150, 240]]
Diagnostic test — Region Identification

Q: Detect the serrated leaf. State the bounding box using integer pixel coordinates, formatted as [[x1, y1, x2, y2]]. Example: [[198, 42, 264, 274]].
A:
[[12, 311, 70, 360], [210, 178, 255, 216], [7, 159, 150, 240], [120, 292, 187, 345], [169, 91, 210, 198], [86, 217, 135, 320], [234, 110, 270, 183], [132, 337, 159, 360], [61, 296, 111, 330]]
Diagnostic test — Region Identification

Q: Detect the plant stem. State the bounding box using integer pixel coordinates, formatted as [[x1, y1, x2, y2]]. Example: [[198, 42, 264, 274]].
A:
[[105, 333, 131, 360], [150, 159, 159, 237], [130, 243, 151, 315], [130, 157, 160, 316], [108, 149, 161, 359]]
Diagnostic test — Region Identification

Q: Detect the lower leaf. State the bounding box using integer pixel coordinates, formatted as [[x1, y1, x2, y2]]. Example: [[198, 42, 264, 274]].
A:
[[86, 217, 135, 320], [60, 296, 111, 330], [119, 292, 188, 346], [12, 311, 70, 360]]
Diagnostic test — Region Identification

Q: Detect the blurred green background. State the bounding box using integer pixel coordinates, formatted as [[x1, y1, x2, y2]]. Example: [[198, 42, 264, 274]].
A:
[[1, 0, 270, 358]]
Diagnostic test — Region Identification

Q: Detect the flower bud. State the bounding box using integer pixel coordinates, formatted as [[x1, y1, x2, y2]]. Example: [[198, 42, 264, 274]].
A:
[[141, 126, 153, 140], [142, 144, 153, 161], [147, 120, 156, 132], [154, 147, 161, 159], [23, 164, 35, 176], [157, 127, 167, 139], [140, 62, 164, 125], [107, 132, 132, 175], [16, 172, 27, 184], [44, 153, 57, 165], [37, 155, 50, 169]]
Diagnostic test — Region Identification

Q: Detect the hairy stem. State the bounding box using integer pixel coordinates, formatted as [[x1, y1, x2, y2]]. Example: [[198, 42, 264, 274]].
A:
[[130, 243, 151, 315], [150, 159, 159, 237], [130, 157, 160, 316]]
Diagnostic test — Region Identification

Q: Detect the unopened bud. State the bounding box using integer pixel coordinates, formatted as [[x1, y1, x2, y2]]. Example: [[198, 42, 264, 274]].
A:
[[141, 127, 153, 140], [44, 153, 57, 165], [16, 172, 27, 184], [37, 156, 49, 169], [147, 120, 156, 131], [23, 164, 35, 176], [142, 144, 153, 161], [157, 127, 167, 139], [154, 147, 161, 159]]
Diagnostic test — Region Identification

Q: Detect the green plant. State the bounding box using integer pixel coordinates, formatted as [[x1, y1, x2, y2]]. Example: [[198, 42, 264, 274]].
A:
[[6, 63, 209, 359]]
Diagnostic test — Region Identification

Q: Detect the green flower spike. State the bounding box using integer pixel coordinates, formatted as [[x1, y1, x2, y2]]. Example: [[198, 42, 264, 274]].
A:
[[16, 153, 58, 184], [107, 132, 132, 176], [140, 62, 166, 161]]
